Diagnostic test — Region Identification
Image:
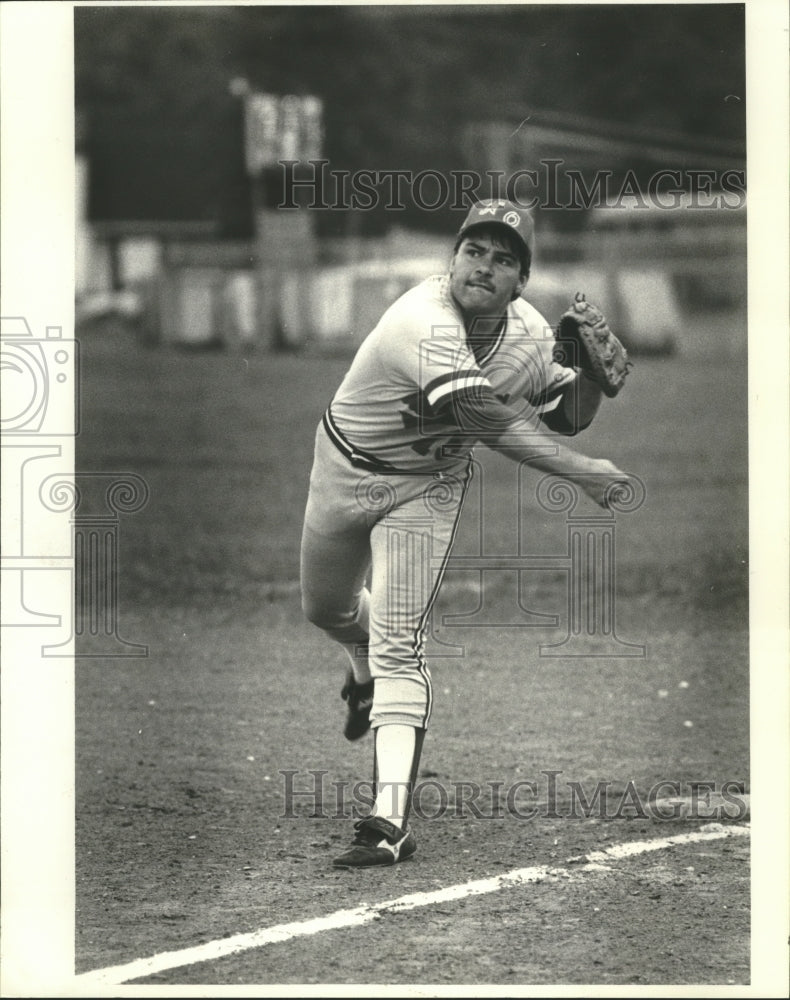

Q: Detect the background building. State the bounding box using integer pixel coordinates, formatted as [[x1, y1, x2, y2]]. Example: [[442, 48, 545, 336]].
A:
[[74, 4, 746, 353]]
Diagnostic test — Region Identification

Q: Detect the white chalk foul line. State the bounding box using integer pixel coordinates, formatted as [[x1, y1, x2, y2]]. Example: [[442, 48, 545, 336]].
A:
[[76, 822, 749, 986]]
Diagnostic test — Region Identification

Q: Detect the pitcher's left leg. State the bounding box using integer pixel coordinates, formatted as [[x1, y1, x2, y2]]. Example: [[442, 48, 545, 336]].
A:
[[332, 469, 471, 867], [367, 472, 469, 829]]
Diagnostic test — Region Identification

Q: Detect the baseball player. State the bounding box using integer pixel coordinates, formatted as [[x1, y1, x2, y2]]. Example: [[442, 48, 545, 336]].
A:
[[300, 199, 629, 868]]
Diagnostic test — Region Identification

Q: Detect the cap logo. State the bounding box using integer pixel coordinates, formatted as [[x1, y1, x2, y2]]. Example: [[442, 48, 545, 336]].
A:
[[503, 210, 520, 228], [477, 199, 506, 217]]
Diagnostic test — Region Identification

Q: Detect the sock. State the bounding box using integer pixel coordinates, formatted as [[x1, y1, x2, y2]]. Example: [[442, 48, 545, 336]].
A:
[[371, 725, 425, 829]]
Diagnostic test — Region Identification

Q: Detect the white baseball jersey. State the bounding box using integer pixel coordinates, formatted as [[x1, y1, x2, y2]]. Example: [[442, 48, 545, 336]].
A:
[[324, 275, 577, 474]]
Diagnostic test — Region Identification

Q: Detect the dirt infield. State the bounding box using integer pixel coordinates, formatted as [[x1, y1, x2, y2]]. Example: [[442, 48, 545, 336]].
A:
[[74, 312, 752, 988]]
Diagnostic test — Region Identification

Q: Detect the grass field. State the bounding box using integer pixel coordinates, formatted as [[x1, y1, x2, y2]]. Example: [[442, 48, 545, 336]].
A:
[[74, 308, 752, 987]]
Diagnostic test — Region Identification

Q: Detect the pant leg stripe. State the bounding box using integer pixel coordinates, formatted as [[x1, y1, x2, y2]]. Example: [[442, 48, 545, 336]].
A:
[[413, 460, 474, 728]]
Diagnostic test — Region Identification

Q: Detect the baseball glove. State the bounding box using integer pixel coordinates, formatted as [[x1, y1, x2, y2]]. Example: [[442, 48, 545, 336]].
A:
[[554, 293, 631, 398]]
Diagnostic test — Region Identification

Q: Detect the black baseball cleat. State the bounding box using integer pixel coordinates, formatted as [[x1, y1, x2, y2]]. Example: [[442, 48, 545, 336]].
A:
[[340, 669, 374, 741], [332, 816, 417, 868]]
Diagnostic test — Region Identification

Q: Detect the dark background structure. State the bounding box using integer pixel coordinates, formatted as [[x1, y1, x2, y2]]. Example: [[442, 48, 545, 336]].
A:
[[75, 4, 746, 237]]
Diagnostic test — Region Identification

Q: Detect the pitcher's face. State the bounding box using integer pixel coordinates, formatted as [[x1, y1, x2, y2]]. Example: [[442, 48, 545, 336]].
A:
[[449, 231, 526, 319]]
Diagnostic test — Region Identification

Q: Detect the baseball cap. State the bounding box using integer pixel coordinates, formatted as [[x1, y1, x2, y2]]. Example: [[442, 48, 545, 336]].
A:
[[457, 199, 535, 260]]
